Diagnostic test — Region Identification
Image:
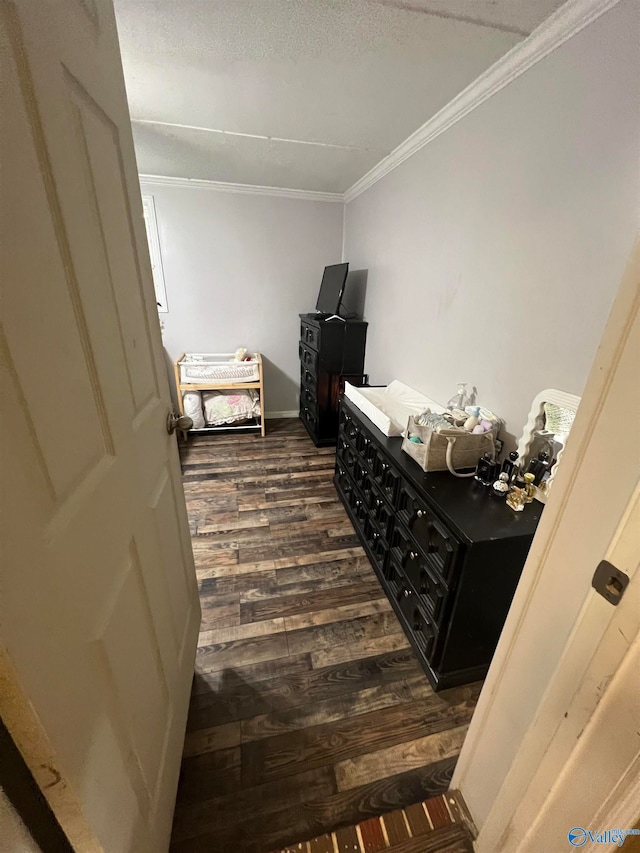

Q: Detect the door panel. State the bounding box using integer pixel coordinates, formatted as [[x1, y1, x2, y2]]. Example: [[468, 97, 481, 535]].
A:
[[70, 75, 160, 410], [95, 550, 171, 796], [0, 2, 200, 850]]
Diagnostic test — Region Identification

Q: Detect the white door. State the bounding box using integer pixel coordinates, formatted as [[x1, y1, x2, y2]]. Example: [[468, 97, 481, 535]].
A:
[[511, 488, 639, 852], [453, 243, 640, 852], [0, 2, 200, 851]]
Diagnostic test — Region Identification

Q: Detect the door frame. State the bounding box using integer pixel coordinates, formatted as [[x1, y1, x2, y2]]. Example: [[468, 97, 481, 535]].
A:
[[0, 713, 74, 853], [452, 239, 640, 849]]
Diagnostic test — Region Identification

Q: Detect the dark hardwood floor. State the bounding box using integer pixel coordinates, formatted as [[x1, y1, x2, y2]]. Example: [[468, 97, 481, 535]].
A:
[[170, 419, 481, 853]]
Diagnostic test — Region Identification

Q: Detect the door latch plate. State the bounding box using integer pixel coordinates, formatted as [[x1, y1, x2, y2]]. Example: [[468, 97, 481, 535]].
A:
[[592, 560, 629, 606]]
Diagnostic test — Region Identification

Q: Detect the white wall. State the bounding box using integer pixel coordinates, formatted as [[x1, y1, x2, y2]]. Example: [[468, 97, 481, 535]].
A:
[[0, 789, 40, 853], [140, 183, 344, 413], [343, 0, 639, 446]]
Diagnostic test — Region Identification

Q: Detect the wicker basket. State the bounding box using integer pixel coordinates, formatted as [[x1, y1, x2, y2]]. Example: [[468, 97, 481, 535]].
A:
[[402, 416, 495, 477]]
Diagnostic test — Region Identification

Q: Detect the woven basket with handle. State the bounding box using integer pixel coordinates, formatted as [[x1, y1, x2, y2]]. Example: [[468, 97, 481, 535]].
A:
[[402, 416, 495, 477]]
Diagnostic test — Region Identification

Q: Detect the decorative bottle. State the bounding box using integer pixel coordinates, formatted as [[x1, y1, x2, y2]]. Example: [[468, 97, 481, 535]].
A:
[[523, 472, 536, 503], [528, 450, 551, 486], [474, 453, 495, 486], [463, 406, 481, 431], [491, 472, 511, 500], [501, 450, 519, 481], [513, 467, 526, 490], [446, 383, 472, 411], [506, 487, 526, 512]]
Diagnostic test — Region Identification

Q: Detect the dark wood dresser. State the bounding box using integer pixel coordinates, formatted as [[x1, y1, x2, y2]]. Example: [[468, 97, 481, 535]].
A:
[[335, 396, 542, 690], [299, 313, 367, 446]]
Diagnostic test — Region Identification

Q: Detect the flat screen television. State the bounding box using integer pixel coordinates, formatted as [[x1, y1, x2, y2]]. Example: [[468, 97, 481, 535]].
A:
[[316, 262, 349, 316]]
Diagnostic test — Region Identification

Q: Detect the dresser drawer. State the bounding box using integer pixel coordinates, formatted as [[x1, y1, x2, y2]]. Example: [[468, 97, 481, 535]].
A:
[[394, 580, 437, 661], [300, 363, 314, 387], [338, 405, 351, 434], [300, 383, 317, 411], [336, 434, 357, 477], [336, 432, 350, 463], [341, 409, 361, 445], [355, 428, 379, 470], [389, 525, 447, 622], [299, 341, 318, 374], [300, 405, 318, 435], [347, 485, 368, 528], [363, 516, 389, 571], [366, 482, 394, 541], [372, 450, 400, 506], [335, 463, 354, 500], [397, 481, 459, 583], [300, 321, 320, 351], [410, 601, 438, 661], [355, 459, 374, 507]]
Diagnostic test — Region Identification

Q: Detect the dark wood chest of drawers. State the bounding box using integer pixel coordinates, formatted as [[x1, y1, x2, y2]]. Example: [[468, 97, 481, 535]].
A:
[[335, 396, 542, 690], [299, 313, 367, 446]]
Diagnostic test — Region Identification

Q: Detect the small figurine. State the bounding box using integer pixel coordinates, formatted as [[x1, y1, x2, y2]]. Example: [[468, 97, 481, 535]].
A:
[[491, 472, 511, 500], [523, 472, 536, 503]]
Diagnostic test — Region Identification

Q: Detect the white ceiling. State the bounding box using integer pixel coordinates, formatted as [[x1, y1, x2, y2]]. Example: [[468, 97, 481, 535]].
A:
[[114, 0, 567, 194]]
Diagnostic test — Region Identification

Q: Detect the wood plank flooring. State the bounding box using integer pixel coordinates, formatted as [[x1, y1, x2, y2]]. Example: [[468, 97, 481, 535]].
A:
[[270, 792, 474, 853], [170, 419, 481, 853]]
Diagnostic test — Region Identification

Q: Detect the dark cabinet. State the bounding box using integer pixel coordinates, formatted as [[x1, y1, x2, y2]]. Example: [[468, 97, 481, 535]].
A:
[[334, 396, 542, 691], [299, 314, 367, 446]]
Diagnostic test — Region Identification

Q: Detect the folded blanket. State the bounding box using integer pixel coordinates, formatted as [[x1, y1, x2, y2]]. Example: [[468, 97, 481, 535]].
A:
[[202, 390, 260, 426]]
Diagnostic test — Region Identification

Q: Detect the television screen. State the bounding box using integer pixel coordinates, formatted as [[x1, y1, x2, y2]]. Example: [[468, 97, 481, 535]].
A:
[[316, 263, 349, 315]]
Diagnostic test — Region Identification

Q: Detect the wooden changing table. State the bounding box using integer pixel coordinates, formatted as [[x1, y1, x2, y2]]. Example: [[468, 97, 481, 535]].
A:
[[174, 352, 266, 437]]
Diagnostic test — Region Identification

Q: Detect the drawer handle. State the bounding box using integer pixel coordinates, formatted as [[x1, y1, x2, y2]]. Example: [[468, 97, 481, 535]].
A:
[[363, 438, 370, 445], [372, 532, 380, 540], [376, 499, 383, 508], [409, 551, 418, 560], [416, 510, 424, 518], [381, 463, 388, 471], [403, 589, 411, 598], [355, 500, 362, 507]]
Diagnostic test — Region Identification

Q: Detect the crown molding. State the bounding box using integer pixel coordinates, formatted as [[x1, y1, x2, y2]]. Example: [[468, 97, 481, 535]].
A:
[[139, 0, 620, 207], [138, 173, 344, 203], [344, 0, 622, 203]]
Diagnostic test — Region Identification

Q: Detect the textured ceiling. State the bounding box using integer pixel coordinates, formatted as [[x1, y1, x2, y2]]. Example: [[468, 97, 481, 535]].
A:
[[115, 0, 568, 193]]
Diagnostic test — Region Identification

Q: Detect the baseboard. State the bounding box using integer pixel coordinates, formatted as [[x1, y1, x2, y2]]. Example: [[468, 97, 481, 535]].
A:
[[265, 411, 299, 419]]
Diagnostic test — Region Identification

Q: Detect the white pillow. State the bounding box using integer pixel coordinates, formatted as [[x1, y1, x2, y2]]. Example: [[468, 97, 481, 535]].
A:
[[182, 390, 205, 429]]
